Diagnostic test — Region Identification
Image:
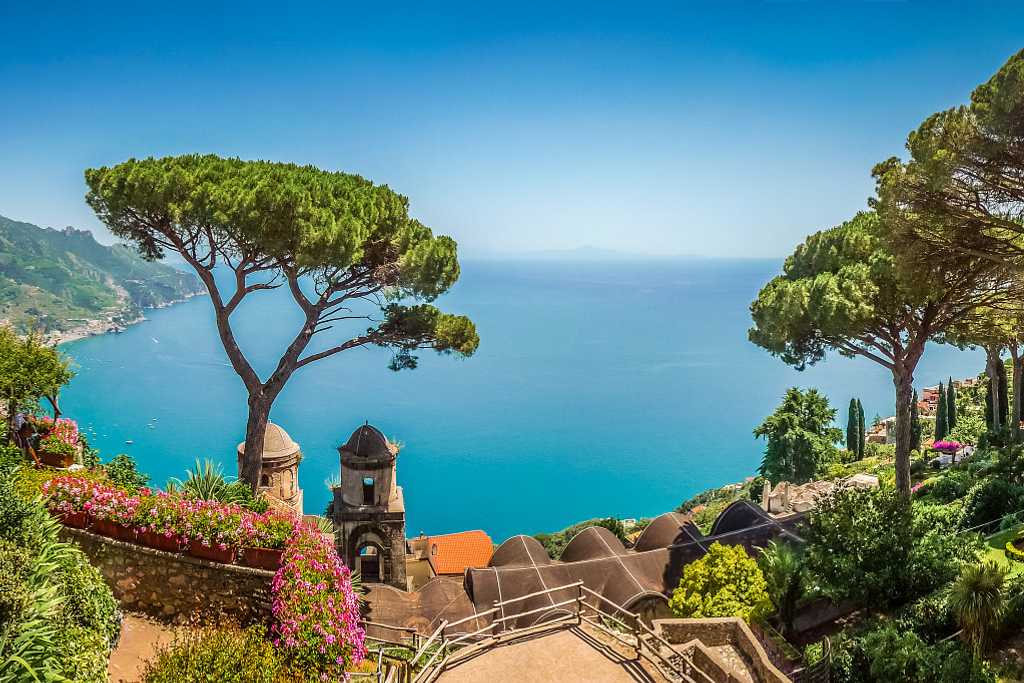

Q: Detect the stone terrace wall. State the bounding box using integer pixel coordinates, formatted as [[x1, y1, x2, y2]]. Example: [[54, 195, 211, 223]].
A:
[[653, 617, 791, 683], [60, 527, 275, 624]]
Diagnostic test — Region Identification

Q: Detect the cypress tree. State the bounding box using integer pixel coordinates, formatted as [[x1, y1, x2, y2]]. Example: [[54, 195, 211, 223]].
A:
[[935, 382, 948, 441], [856, 399, 866, 459], [946, 377, 957, 431], [911, 390, 922, 452], [846, 398, 859, 455]]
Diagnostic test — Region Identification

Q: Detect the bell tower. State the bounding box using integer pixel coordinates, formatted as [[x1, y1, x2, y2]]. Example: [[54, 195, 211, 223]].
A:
[[236, 422, 303, 514], [331, 423, 408, 589]]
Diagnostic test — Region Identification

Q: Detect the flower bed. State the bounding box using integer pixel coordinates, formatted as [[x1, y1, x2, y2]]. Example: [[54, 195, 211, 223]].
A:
[[1007, 535, 1024, 563], [271, 523, 367, 676], [40, 474, 297, 565]]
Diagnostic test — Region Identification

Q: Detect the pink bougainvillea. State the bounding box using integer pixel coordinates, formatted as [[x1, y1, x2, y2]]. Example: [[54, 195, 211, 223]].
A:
[[271, 522, 366, 678]]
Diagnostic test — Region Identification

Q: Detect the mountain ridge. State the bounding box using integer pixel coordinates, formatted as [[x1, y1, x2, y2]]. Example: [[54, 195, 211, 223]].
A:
[[0, 214, 204, 337]]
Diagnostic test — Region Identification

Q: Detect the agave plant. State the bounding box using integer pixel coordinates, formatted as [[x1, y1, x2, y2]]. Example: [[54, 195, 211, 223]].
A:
[[950, 560, 1007, 658], [169, 459, 233, 501]]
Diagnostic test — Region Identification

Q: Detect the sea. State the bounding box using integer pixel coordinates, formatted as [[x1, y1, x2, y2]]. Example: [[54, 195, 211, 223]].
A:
[[59, 258, 984, 542]]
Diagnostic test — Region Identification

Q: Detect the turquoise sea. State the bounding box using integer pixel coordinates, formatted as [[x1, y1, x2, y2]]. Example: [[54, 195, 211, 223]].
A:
[[60, 259, 984, 542]]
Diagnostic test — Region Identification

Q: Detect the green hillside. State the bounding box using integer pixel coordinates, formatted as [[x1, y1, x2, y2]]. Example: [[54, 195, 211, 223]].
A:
[[0, 214, 204, 333]]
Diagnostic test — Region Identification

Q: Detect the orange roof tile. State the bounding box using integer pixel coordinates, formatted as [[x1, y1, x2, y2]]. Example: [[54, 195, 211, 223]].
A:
[[427, 530, 494, 575]]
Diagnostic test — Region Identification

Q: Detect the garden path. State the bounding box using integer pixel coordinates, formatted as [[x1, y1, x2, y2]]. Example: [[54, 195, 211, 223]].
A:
[[107, 614, 175, 682]]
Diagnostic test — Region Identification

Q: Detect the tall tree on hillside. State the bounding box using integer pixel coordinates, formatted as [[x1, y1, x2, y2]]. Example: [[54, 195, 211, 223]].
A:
[[856, 398, 866, 459], [86, 155, 479, 490], [873, 50, 1024, 272], [750, 211, 1001, 496], [947, 376, 958, 431], [935, 382, 949, 441], [753, 388, 842, 484], [984, 354, 1011, 433], [911, 390, 922, 452], [846, 398, 860, 456], [0, 328, 74, 439]]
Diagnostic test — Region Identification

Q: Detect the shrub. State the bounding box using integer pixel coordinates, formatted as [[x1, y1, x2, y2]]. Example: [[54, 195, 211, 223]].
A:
[[142, 625, 285, 683], [669, 542, 770, 621], [271, 523, 366, 674], [928, 470, 971, 503], [959, 478, 1024, 531], [104, 453, 150, 491], [804, 487, 976, 609], [950, 561, 1007, 658]]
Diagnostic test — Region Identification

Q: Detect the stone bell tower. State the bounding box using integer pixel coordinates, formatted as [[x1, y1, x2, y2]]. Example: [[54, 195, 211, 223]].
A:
[[331, 423, 407, 589], [236, 422, 303, 514]]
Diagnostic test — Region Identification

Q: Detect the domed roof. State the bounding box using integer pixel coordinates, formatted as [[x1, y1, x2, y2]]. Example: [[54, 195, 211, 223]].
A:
[[341, 424, 395, 459], [236, 422, 300, 460]]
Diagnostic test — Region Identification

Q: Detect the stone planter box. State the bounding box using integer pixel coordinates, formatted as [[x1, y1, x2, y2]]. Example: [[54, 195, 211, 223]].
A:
[[92, 519, 137, 543], [59, 511, 90, 529], [38, 449, 75, 468], [188, 540, 236, 564], [138, 530, 183, 553], [241, 546, 283, 571]]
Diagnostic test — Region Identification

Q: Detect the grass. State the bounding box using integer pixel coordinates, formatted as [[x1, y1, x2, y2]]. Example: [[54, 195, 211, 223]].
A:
[[982, 523, 1024, 577]]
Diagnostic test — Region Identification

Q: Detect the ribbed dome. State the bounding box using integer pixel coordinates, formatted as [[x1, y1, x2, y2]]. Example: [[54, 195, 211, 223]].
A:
[[236, 422, 300, 460], [341, 424, 394, 459]]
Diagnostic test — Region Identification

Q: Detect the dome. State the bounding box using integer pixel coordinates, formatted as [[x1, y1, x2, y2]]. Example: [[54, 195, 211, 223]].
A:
[[341, 424, 394, 459], [236, 422, 300, 460]]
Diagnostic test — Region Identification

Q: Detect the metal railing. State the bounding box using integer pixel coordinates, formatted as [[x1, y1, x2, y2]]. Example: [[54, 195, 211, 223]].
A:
[[392, 580, 706, 683]]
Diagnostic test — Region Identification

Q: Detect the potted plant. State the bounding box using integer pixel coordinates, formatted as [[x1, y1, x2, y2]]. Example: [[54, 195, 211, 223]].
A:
[[89, 486, 142, 543], [34, 417, 81, 468], [240, 511, 295, 570], [183, 500, 243, 564], [42, 475, 96, 528], [134, 495, 185, 553]]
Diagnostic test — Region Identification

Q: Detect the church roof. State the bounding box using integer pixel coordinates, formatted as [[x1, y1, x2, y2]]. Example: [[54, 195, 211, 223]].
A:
[[341, 424, 395, 459], [236, 422, 300, 460], [427, 530, 494, 575]]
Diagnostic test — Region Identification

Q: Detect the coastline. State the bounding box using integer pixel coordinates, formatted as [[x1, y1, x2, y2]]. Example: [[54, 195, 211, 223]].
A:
[[49, 291, 205, 346]]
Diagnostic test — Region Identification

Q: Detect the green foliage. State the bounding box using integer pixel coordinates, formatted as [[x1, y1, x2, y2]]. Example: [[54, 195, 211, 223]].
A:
[[0, 474, 119, 682], [758, 541, 806, 636], [0, 328, 73, 419], [950, 410, 986, 446], [948, 378, 958, 430], [168, 459, 268, 511], [856, 401, 864, 458], [911, 390, 922, 453], [753, 387, 842, 484], [534, 517, 628, 559], [928, 470, 972, 503], [669, 542, 771, 622], [959, 478, 1024, 531], [936, 382, 949, 441], [104, 453, 150, 491], [950, 561, 1007, 658], [846, 398, 860, 455], [0, 214, 203, 333], [803, 487, 978, 608], [142, 625, 288, 683]]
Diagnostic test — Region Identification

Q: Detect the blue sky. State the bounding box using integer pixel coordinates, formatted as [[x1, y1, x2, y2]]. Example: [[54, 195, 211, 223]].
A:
[[1, 2, 1022, 257]]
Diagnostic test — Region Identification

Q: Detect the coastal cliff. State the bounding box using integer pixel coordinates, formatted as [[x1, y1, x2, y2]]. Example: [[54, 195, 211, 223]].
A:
[[0, 214, 204, 341]]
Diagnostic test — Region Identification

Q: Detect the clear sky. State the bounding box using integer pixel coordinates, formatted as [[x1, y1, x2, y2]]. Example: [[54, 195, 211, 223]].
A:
[[2, 2, 1022, 257]]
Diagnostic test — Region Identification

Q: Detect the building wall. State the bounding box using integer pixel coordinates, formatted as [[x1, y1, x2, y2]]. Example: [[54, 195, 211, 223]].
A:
[[60, 527, 274, 624]]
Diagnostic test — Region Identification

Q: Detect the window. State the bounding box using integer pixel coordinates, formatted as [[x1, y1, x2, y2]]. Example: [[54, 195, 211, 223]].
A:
[[362, 477, 375, 505], [260, 474, 270, 487]]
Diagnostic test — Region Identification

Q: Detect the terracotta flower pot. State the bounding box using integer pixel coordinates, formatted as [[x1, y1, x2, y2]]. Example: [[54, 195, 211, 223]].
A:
[[38, 450, 75, 468], [241, 546, 283, 571], [188, 540, 236, 564], [138, 530, 183, 553], [59, 510, 89, 529], [92, 519, 136, 542]]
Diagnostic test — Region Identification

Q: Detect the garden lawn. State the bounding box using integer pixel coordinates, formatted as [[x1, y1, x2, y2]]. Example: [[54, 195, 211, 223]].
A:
[[983, 524, 1024, 577]]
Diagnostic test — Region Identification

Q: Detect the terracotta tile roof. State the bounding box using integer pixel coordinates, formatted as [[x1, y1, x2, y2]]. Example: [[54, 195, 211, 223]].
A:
[[427, 530, 494, 575]]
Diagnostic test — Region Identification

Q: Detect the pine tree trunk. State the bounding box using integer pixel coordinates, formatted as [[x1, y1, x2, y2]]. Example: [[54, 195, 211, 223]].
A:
[[239, 394, 272, 491], [893, 367, 915, 498], [1012, 345, 1023, 443], [987, 347, 1003, 433]]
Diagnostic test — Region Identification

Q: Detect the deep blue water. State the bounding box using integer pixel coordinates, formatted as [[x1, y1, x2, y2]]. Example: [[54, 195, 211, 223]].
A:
[[60, 259, 984, 542]]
